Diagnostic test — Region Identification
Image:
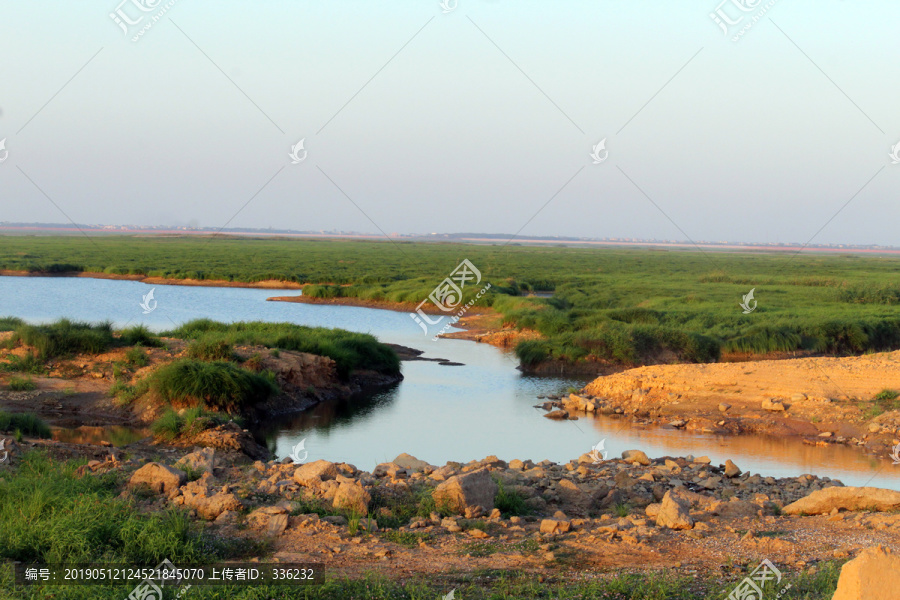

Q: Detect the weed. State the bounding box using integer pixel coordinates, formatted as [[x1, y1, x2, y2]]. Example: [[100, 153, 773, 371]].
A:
[[7, 375, 36, 391]]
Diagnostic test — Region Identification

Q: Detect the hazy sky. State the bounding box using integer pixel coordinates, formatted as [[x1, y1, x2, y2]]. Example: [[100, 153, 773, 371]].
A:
[[1, 1, 898, 245]]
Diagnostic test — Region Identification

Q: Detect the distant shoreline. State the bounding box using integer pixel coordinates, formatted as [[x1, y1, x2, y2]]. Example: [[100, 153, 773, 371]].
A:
[[0, 269, 303, 290]]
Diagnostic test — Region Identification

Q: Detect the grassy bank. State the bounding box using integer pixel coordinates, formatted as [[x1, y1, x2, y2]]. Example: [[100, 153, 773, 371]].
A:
[[4, 236, 900, 369]]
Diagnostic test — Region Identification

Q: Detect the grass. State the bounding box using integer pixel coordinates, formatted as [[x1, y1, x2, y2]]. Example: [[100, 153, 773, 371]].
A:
[[6, 375, 36, 391], [494, 479, 529, 517], [166, 320, 400, 378], [10, 319, 114, 360], [150, 407, 230, 441], [381, 530, 431, 548], [0, 411, 51, 438], [124, 345, 150, 367], [6, 237, 900, 370], [147, 359, 278, 413], [186, 338, 236, 361], [118, 325, 163, 347]]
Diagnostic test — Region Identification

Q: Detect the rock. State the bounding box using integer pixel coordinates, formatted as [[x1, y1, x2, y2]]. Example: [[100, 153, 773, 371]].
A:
[[373, 463, 408, 479], [267, 514, 289, 536], [832, 545, 900, 600], [645, 503, 661, 518], [214, 510, 239, 525], [791, 393, 807, 402], [392, 453, 432, 472], [509, 459, 525, 470], [323, 515, 348, 526], [868, 423, 882, 434], [432, 468, 497, 514], [175, 448, 216, 474], [622, 450, 651, 466], [540, 519, 571, 534], [128, 463, 186, 495], [762, 398, 786, 412], [783, 487, 900, 515], [693, 456, 711, 464], [718, 403, 731, 413], [293, 460, 338, 487], [724, 460, 741, 478], [332, 481, 371, 515], [544, 410, 569, 420], [180, 474, 242, 520], [669, 419, 687, 428], [468, 528, 490, 539], [656, 489, 694, 530]]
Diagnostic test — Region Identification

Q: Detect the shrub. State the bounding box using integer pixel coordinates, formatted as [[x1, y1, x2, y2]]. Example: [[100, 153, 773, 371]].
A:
[[13, 319, 114, 359], [0, 411, 51, 438], [148, 359, 278, 413], [124, 346, 149, 367], [7, 376, 36, 391], [874, 389, 900, 402]]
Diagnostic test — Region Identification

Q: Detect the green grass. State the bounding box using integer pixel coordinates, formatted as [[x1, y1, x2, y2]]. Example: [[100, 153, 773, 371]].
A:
[[118, 325, 163, 347], [0, 411, 51, 438], [7, 236, 900, 369], [6, 375, 36, 391], [0, 352, 46, 375], [381, 530, 431, 548], [124, 345, 150, 367], [166, 320, 400, 378], [186, 337, 236, 361], [494, 479, 529, 517], [150, 407, 230, 441], [10, 319, 114, 360], [147, 359, 279, 413]]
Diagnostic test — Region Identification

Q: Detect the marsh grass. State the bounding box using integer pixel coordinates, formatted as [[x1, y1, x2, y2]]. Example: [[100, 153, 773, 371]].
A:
[[150, 407, 230, 441], [148, 359, 278, 413], [0, 411, 51, 438]]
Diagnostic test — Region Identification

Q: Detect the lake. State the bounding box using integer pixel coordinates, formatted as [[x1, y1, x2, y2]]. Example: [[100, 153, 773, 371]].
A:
[[2, 275, 899, 490]]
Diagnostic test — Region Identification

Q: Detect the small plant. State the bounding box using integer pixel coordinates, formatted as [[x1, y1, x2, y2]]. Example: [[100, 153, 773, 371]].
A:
[[1, 352, 46, 375], [7, 376, 36, 391], [124, 345, 150, 367], [614, 502, 631, 518], [270, 349, 280, 358], [494, 479, 529, 517], [874, 389, 900, 402], [243, 352, 263, 372]]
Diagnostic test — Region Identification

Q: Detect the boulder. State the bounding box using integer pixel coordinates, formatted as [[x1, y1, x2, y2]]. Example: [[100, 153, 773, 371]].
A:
[[544, 410, 569, 420], [718, 403, 731, 413], [656, 488, 694, 530], [332, 481, 371, 515], [181, 474, 242, 520], [392, 453, 432, 472], [540, 519, 571, 534], [175, 448, 216, 474], [267, 514, 289, 536], [432, 468, 497, 514], [762, 398, 786, 412], [622, 450, 651, 466], [293, 460, 338, 487], [723, 460, 742, 478], [783, 487, 900, 515], [128, 463, 186, 495], [832, 545, 900, 600]]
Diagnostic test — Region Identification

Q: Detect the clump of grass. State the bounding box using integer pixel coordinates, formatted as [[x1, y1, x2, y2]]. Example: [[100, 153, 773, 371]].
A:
[[118, 325, 163, 347], [150, 407, 229, 441], [0, 352, 46, 375], [124, 345, 150, 367], [0, 411, 51, 438], [7, 375, 37, 391], [0, 316, 25, 332], [874, 389, 899, 402], [186, 338, 235, 361], [494, 479, 529, 517], [614, 502, 631, 518], [12, 319, 114, 360], [148, 359, 278, 413]]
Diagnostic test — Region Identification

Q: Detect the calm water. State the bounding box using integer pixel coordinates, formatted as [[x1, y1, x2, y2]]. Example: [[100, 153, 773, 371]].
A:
[[2, 275, 899, 490]]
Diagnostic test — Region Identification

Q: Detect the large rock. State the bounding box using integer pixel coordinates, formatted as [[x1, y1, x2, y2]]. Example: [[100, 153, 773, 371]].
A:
[[293, 460, 338, 487], [656, 488, 694, 530], [393, 453, 432, 472], [175, 448, 216, 474], [762, 398, 786, 412], [128, 463, 186, 495], [723, 460, 741, 478], [622, 450, 651, 466], [181, 473, 243, 520], [832, 546, 900, 600], [432, 468, 498, 514], [783, 487, 900, 515], [332, 481, 371, 515]]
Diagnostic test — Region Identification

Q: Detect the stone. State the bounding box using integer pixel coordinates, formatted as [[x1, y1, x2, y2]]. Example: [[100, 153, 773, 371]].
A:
[[656, 488, 694, 530], [509, 459, 525, 470], [723, 460, 741, 478], [432, 468, 497, 514], [622, 450, 651, 466], [783, 487, 900, 515], [332, 481, 371, 515], [393, 453, 432, 472], [868, 423, 882, 434], [540, 519, 571, 534], [831, 545, 900, 600], [544, 409, 569, 420], [181, 474, 242, 520], [762, 398, 786, 412], [267, 514, 289, 536], [791, 393, 807, 402], [128, 463, 186, 495], [718, 403, 731, 413], [175, 447, 216, 474], [293, 460, 338, 487], [468, 528, 489, 539]]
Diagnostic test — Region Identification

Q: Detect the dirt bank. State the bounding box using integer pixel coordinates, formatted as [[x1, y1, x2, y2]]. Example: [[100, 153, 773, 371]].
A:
[[0, 269, 303, 289], [567, 351, 900, 460]]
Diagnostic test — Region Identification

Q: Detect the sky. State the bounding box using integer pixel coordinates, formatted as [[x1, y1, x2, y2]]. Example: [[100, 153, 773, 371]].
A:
[[1, 0, 899, 246]]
